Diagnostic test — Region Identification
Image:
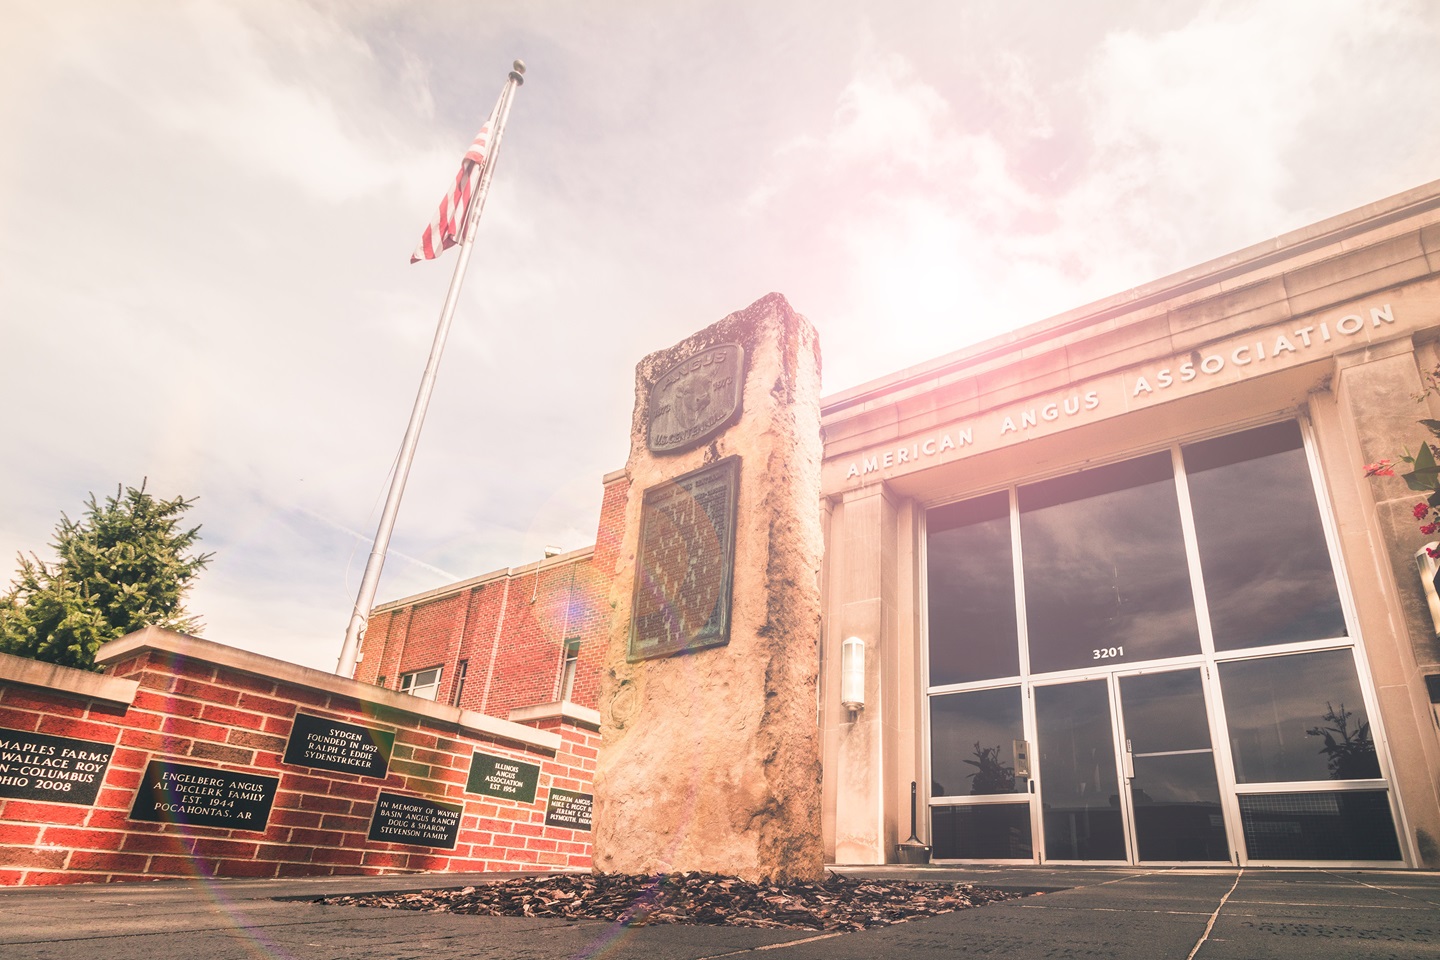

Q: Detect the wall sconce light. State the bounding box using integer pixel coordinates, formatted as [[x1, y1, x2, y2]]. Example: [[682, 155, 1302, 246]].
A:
[[1416, 544, 1440, 637], [841, 636, 865, 715]]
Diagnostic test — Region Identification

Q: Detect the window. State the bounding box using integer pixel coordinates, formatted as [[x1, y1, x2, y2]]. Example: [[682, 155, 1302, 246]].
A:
[[927, 492, 1018, 685], [399, 666, 442, 701], [558, 639, 581, 702], [451, 660, 468, 707]]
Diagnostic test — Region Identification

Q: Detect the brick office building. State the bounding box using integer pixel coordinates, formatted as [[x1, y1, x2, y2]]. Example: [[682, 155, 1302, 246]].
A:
[[352, 470, 627, 719]]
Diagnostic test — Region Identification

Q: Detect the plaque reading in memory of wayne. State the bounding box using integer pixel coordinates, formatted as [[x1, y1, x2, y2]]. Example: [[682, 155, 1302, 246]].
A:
[[545, 788, 594, 831], [129, 760, 278, 831], [368, 792, 462, 849], [283, 713, 394, 778], [465, 751, 540, 804], [647, 343, 745, 454], [629, 456, 741, 661], [0, 727, 114, 805]]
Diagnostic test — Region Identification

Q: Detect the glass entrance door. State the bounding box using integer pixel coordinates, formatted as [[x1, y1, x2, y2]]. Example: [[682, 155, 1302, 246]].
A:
[[1034, 668, 1231, 863]]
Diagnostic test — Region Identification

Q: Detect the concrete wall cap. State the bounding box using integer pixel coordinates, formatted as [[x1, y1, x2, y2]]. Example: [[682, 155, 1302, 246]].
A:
[[94, 626, 561, 752], [508, 700, 602, 730], [0, 650, 139, 707]]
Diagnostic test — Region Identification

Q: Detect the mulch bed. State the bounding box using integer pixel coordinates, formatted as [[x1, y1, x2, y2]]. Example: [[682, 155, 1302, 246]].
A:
[[317, 872, 1023, 932]]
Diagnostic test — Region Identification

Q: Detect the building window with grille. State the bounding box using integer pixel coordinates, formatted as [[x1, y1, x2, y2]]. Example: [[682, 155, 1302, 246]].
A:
[[558, 639, 581, 702], [399, 666, 443, 701], [451, 660, 468, 706]]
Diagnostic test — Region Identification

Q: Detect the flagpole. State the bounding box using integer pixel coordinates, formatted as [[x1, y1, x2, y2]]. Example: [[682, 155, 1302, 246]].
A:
[[336, 60, 526, 678]]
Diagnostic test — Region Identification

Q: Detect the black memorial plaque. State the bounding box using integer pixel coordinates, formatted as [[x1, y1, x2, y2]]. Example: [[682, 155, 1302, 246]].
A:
[[646, 343, 746, 454], [628, 456, 740, 661], [283, 712, 394, 778], [367, 791, 462, 849], [465, 751, 541, 804], [544, 788, 593, 831], [129, 760, 277, 831], [0, 727, 114, 806]]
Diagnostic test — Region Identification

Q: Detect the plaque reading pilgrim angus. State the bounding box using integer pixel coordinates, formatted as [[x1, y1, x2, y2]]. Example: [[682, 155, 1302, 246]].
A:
[[629, 456, 741, 662], [130, 760, 277, 831], [647, 343, 746, 453], [0, 727, 114, 806], [367, 791, 462, 849], [283, 713, 394, 778], [544, 788, 593, 831], [465, 751, 541, 804]]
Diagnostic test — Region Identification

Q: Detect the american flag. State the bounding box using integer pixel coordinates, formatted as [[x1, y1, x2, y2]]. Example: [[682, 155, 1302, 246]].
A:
[[410, 119, 494, 263]]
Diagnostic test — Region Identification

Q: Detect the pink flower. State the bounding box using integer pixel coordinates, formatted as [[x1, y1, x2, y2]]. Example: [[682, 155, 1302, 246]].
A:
[[1416, 503, 1431, 519], [1428, 545, 1440, 559], [1365, 460, 1396, 477], [1422, 523, 1437, 536]]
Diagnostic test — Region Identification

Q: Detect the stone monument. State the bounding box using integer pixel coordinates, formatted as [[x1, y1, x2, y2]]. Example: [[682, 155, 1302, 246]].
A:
[[592, 293, 824, 881]]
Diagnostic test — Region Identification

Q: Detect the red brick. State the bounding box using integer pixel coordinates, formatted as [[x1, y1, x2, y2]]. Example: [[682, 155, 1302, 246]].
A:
[[86, 808, 161, 831], [1, 689, 85, 716], [285, 828, 345, 847], [35, 716, 120, 743], [40, 826, 126, 851], [198, 704, 266, 729], [121, 833, 188, 854], [216, 859, 277, 878], [274, 861, 335, 877], [96, 787, 139, 810], [0, 846, 68, 869], [132, 689, 205, 718], [360, 851, 406, 868], [228, 730, 287, 752], [269, 807, 322, 828], [299, 794, 352, 814], [279, 772, 333, 794], [310, 846, 363, 866], [318, 814, 370, 833], [526, 837, 559, 853], [223, 672, 280, 696], [2, 801, 88, 825], [236, 693, 297, 718], [68, 850, 149, 872], [0, 822, 41, 846], [261, 716, 292, 735], [157, 716, 229, 742], [187, 741, 254, 764], [150, 654, 215, 682], [171, 678, 242, 706], [20, 870, 107, 885], [148, 855, 215, 876], [283, 687, 330, 709], [325, 781, 379, 802], [0, 706, 41, 730], [118, 729, 192, 754]]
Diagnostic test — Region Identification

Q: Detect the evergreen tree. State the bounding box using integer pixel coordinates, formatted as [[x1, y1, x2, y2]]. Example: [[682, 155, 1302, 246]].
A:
[[0, 482, 212, 670]]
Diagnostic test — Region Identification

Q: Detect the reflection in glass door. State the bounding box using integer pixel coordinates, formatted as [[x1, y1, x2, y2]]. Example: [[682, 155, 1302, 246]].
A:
[[1034, 680, 1127, 860], [1117, 670, 1229, 861]]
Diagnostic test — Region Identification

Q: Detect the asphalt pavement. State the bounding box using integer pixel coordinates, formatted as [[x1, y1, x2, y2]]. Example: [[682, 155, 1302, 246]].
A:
[[1, 865, 1437, 960]]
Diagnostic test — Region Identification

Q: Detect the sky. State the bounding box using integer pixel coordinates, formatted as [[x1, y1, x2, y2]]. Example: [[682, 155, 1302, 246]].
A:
[[2, 0, 1438, 673]]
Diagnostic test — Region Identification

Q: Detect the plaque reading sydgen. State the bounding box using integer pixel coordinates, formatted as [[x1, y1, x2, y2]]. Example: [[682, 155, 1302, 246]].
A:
[[0, 727, 114, 806], [368, 791, 462, 849], [465, 751, 541, 804], [629, 456, 741, 661], [544, 788, 593, 831], [129, 760, 277, 831], [647, 343, 746, 453], [283, 713, 394, 778]]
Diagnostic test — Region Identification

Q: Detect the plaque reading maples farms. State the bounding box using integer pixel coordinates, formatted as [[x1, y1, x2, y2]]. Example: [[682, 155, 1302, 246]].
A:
[[0, 727, 114, 806], [465, 751, 541, 804], [283, 712, 394, 778], [628, 456, 740, 662]]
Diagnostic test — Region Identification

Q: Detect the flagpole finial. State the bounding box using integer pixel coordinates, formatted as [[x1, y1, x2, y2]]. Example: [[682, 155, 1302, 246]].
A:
[[511, 60, 526, 83]]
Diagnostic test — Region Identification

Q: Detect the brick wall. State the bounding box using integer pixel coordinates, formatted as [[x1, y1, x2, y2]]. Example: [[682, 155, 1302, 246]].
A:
[[355, 470, 629, 718], [0, 629, 598, 886]]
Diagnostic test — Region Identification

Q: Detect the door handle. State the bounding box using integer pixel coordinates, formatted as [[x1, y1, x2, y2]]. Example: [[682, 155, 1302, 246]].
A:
[[1122, 738, 1135, 779]]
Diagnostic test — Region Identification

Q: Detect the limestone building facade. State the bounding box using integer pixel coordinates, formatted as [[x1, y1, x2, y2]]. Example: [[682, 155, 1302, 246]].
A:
[[362, 178, 1440, 868]]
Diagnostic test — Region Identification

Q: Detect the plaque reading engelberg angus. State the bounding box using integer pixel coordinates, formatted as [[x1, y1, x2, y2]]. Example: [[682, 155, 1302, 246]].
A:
[[129, 760, 278, 830], [629, 456, 741, 661], [367, 791, 462, 849], [0, 727, 114, 805], [465, 751, 541, 804], [544, 788, 594, 831], [283, 713, 395, 778], [647, 343, 745, 453]]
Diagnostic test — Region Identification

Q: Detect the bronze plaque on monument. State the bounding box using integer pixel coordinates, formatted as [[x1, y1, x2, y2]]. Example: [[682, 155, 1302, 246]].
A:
[[646, 343, 745, 453], [628, 456, 740, 661]]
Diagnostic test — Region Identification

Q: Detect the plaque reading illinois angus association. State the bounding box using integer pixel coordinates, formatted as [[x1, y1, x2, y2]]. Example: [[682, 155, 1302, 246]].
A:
[[544, 788, 593, 831], [629, 456, 741, 662], [647, 343, 746, 453], [283, 713, 394, 778], [465, 751, 541, 804], [129, 760, 277, 831], [0, 727, 114, 806], [367, 792, 462, 849]]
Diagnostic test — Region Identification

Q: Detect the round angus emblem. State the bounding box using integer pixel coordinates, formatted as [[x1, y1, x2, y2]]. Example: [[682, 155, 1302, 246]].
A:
[[646, 343, 746, 454]]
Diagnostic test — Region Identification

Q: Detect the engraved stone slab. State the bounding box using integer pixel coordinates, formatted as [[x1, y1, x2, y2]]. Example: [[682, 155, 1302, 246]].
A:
[[283, 713, 395, 778], [0, 727, 114, 805], [647, 343, 745, 453], [544, 788, 593, 831], [628, 456, 740, 661], [129, 760, 277, 831], [367, 791, 462, 849], [465, 751, 540, 804]]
